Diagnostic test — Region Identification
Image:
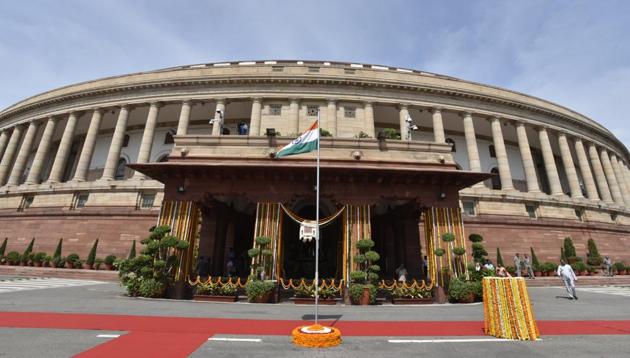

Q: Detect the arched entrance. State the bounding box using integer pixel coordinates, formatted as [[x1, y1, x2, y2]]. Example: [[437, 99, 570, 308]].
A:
[[281, 201, 343, 279]]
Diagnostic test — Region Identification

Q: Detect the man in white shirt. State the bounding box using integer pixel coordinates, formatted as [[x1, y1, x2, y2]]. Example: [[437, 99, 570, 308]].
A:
[[557, 260, 578, 299]]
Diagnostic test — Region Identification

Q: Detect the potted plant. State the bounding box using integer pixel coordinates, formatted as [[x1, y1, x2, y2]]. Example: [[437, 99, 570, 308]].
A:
[[349, 238, 380, 305], [194, 281, 239, 302], [291, 284, 339, 305], [530, 247, 542, 277], [42, 255, 52, 267], [613, 262, 625, 275], [390, 286, 433, 304], [245, 236, 276, 303], [543, 262, 557, 276], [447, 277, 476, 303], [572, 261, 587, 276], [21, 238, 35, 266], [104, 255, 117, 270], [31, 252, 46, 267], [6, 251, 21, 266], [434, 248, 445, 257], [93, 258, 103, 270], [65, 253, 80, 269]]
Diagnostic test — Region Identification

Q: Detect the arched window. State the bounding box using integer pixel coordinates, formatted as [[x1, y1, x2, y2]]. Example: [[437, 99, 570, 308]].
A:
[[489, 145, 496, 158], [122, 134, 130, 148], [490, 167, 501, 190], [164, 132, 174, 144], [157, 155, 169, 163], [445, 138, 456, 152], [115, 158, 127, 180]]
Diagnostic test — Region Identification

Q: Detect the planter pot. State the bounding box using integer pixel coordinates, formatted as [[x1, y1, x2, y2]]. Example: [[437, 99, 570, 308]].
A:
[[104, 264, 114, 271], [65, 262, 74, 269], [249, 290, 274, 303], [579, 271, 587, 276], [460, 293, 476, 304], [391, 297, 433, 305], [291, 297, 338, 305], [360, 287, 371, 305], [33, 262, 43, 267], [193, 294, 238, 303], [433, 286, 448, 304], [82, 263, 93, 270], [534, 271, 542, 277]]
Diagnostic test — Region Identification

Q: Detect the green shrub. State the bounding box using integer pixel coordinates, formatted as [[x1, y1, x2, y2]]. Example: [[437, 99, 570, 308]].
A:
[[87, 239, 98, 267], [6, 251, 21, 265], [572, 261, 587, 272], [105, 255, 117, 265], [471, 242, 487, 263], [530, 247, 541, 271], [52, 256, 65, 268], [381, 128, 401, 140], [351, 238, 380, 285], [32, 252, 46, 263], [245, 280, 275, 302], [350, 270, 366, 284], [613, 262, 625, 272], [53, 239, 63, 259], [442, 232, 456, 242], [543, 262, 556, 273], [563, 237, 577, 263], [319, 128, 332, 137], [196, 282, 223, 295], [138, 278, 165, 298], [294, 285, 339, 299], [496, 248, 504, 267], [586, 239, 602, 266], [22, 238, 35, 264], [448, 278, 477, 303], [66, 253, 80, 267], [0, 237, 7, 257], [434, 248, 445, 256], [249, 236, 273, 280], [356, 239, 375, 250], [354, 131, 371, 139], [128, 240, 136, 260], [453, 247, 466, 256], [468, 234, 483, 243], [348, 283, 376, 304], [390, 286, 432, 299]]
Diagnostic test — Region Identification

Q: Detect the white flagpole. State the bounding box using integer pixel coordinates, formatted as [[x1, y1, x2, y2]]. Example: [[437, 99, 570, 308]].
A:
[[315, 109, 321, 325]]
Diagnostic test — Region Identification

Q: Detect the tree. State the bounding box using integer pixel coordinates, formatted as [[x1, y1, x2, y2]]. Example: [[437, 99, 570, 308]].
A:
[[86, 239, 99, 268], [563, 237, 577, 263], [469, 234, 487, 263], [22, 238, 35, 263], [530, 247, 541, 271], [586, 239, 602, 266], [560, 247, 566, 262], [53, 239, 63, 259], [128, 240, 136, 260], [496, 247, 504, 267], [0, 237, 7, 257]]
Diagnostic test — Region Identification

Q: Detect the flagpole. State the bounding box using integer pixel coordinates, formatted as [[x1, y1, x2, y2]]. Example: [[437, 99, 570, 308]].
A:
[[315, 109, 320, 325]]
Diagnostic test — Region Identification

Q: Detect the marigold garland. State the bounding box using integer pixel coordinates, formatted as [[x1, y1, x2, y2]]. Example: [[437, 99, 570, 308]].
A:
[[482, 277, 539, 341], [292, 324, 342, 348]]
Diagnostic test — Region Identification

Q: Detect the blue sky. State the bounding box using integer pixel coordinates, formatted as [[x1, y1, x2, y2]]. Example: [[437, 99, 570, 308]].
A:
[[1, 0, 629, 147]]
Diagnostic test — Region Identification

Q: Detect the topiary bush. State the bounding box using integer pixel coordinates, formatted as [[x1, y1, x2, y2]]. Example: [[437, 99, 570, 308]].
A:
[[0, 237, 7, 257], [442, 232, 456, 242], [86, 239, 98, 268], [469, 233, 487, 263], [586, 239, 602, 266], [66, 253, 80, 268], [348, 283, 376, 304], [434, 248, 445, 257], [496, 247, 504, 267], [563, 237, 577, 263], [448, 277, 477, 303], [248, 236, 273, 280], [245, 280, 275, 302], [138, 278, 165, 298], [530, 247, 541, 272], [22, 238, 35, 265], [6, 251, 21, 265], [453, 247, 466, 256], [53, 238, 63, 259], [128, 240, 136, 260]]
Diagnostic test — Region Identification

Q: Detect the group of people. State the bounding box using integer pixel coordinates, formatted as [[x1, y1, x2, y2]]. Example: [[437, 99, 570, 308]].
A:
[[513, 253, 535, 279]]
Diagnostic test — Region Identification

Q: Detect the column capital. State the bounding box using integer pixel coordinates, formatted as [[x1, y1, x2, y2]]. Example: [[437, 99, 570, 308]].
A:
[[148, 101, 163, 108], [327, 98, 337, 105], [489, 115, 501, 123], [289, 97, 300, 103], [181, 99, 193, 106], [459, 111, 473, 119], [430, 107, 443, 114], [214, 98, 226, 104], [363, 101, 373, 107], [397, 103, 409, 111], [251, 97, 262, 103]]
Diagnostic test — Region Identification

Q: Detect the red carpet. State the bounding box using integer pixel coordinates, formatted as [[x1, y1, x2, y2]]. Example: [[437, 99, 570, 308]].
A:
[[1, 312, 629, 357]]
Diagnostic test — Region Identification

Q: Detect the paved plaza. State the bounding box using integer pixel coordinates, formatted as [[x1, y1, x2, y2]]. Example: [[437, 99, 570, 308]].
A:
[[0, 276, 629, 357]]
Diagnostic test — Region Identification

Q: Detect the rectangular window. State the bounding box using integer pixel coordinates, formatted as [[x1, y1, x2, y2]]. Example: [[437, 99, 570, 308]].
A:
[[462, 201, 476, 216], [18, 195, 34, 212], [308, 67, 320, 73], [575, 208, 585, 222], [307, 106, 319, 117], [75, 193, 89, 208], [140, 193, 156, 209], [269, 104, 282, 116], [271, 66, 284, 72], [525, 204, 537, 219], [344, 68, 356, 75], [344, 106, 356, 118]]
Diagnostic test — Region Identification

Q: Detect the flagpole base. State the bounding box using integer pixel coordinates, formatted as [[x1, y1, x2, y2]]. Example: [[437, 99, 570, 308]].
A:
[[291, 324, 342, 348]]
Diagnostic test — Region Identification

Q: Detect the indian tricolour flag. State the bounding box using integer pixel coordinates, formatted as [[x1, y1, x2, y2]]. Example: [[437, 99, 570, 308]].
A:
[[275, 121, 319, 158]]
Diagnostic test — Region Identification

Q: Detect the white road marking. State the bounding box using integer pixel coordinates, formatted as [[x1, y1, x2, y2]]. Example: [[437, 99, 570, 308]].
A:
[[209, 337, 262, 342], [0, 278, 106, 293], [388, 338, 542, 343], [97, 334, 121, 338], [579, 286, 630, 298]]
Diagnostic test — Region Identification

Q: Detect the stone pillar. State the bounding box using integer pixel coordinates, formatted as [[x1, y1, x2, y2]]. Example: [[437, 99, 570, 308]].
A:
[[25, 116, 58, 184], [622, 162, 630, 197], [610, 154, 630, 205], [0, 130, 9, 159], [515, 123, 540, 193], [211, 99, 225, 136], [0, 125, 24, 186], [327, 100, 337, 136], [289, 98, 299, 134], [600, 149, 624, 205], [364, 102, 375, 138], [431, 108, 446, 143], [101, 106, 130, 180], [462, 112, 481, 172], [489, 117, 513, 190], [7, 120, 40, 186], [537, 127, 563, 195], [249, 98, 262, 136], [399, 104, 409, 140], [73, 109, 104, 182], [574, 139, 599, 200], [133, 102, 161, 179], [176, 100, 192, 136], [48, 112, 79, 183], [557, 133, 583, 199], [588, 143, 613, 203]]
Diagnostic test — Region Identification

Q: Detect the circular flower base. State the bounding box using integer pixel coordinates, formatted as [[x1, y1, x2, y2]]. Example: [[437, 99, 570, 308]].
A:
[[291, 324, 342, 348]]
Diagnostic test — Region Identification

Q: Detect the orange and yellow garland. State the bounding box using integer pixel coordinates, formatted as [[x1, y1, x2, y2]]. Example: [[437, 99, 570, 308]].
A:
[[292, 324, 342, 348], [483, 277, 539, 340]]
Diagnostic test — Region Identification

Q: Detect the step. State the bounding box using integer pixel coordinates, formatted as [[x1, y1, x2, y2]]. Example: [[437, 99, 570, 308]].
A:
[[0, 265, 119, 282]]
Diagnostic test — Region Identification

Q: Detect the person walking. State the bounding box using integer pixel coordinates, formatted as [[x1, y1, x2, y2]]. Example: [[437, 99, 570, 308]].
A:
[[557, 260, 578, 299], [603, 256, 613, 277], [513, 253, 522, 277], [523, 254, 535, 279]]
